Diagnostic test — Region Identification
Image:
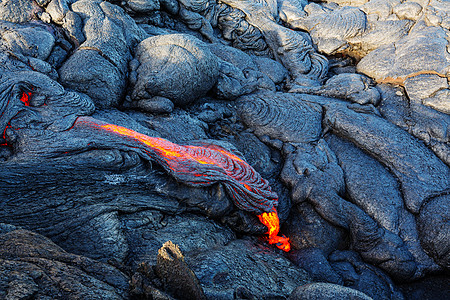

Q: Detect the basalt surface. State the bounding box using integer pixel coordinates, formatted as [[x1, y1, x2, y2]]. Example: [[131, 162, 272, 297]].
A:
[[0, 0, 449, 299]]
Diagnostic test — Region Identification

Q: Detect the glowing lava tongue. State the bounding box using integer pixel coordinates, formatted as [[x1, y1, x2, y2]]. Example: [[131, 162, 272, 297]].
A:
[[74, 117, 291, 251], [258, 210, 291, 252]]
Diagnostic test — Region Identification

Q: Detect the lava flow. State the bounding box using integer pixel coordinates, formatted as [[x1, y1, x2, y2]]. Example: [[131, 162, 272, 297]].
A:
[[258, 210, 291, 251], [75, 117, 291, 251], [20, 91, 32, 107]]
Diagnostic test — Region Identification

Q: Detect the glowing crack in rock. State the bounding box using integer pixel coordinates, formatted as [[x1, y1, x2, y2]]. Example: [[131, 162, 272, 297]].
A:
[[74, 117, 291, 251]]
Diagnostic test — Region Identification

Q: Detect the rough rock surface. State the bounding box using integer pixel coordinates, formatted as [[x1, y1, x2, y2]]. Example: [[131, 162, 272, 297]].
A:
[[357, 21, 450, 115], [289, 282, 373, 300], [185, 239, 311, 299], [58, 0, 147, 108], [325, 134, 438, 276], [377, 84, 450, 166], [130, 33, 219, 111], [0, 226, 129, 299], [0, 0, 449, 298], [357, 24, 450, 84]]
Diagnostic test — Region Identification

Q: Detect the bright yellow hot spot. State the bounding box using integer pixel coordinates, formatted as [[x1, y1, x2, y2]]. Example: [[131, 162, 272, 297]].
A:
[[258, 210, 291, 252], [100, 124, 182, 158], [101, 123, 244, 168]]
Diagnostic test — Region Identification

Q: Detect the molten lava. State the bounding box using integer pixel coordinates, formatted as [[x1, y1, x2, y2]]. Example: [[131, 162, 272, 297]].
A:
[[75, 117, 291, 251], [1, 123, 10, 146], [258, 210, 291, 252], [1, 91, 32, 145], [20, 91, 32, 106]]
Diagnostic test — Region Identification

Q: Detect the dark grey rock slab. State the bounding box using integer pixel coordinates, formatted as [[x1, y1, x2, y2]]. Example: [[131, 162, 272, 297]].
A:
[[0, 228, 129, 299], [186, 239, 311, 299]]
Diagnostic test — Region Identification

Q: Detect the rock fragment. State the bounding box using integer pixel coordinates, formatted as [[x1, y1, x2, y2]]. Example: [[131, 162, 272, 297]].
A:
[[0, 0, 41, 23], [291, 4, 368, 55], [377, 84, 450, 166], [237, 91, 323, 144], [156, 241, 207, 300]]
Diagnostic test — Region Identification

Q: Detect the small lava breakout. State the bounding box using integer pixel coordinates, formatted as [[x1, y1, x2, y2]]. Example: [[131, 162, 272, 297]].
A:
[[20, 91, 32, 107]]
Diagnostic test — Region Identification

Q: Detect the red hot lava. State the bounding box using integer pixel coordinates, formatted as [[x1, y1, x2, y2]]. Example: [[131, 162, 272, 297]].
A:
[[75, 117, 291, 251], [20, 91, 32, 107], [1, 92, 31, 146], [258, 210, 291, 251], [0, 124, 8, 146]]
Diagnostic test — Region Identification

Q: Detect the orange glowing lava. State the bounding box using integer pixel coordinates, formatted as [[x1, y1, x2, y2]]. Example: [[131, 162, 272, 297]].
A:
[[258, 210, 291, 252], [100, 123, 244, 165], [20, 91, 32, 106], [1, 123, 10, 146], [76, 118, 291, 251]]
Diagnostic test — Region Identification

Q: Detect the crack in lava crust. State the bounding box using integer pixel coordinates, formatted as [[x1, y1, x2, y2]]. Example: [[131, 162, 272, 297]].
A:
[[75, 116, 291, 251]]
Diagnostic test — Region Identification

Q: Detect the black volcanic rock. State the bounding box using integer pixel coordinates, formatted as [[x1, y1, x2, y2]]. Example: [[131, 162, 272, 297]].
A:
[[237, 91, 323, 144], [326, 134, 438, 278], [398, 275, 450, 300], [59, 0, 147, 108], [123, 213, 236, 268], [0, 21, 56, 61], [378, 83, 450, 166], [417, 194, 450, 269], [284, 203, 347, 255], [323, 102, 449, 215], [289, 248, 343, 284], [328, 250, 405, 300], [0, 0, 41, 23], [0, 226, 129, 299], [186, 239, 311, 299]]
